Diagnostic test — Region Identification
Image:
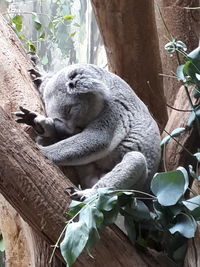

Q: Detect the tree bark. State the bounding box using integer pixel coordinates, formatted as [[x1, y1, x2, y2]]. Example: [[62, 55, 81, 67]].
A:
[[155, 0, 200, 108], [91, 0, 167, 131]]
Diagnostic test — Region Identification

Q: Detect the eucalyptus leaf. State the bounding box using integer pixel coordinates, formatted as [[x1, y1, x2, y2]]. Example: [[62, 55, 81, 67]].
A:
[[187, 46, 200, 60], [124, 200, 151, 221], [169, 213, 197, 238], [124, 216, 136, 245], [79, 206, 103, 229], [96, 191, 117, 211], [161, 128, 185, 146], [194, 152, 200, 162], [60, 221, 89, 266], [11, 15, 23, 32], [151, 167, 188, 206], [63, 14, 75, 20], [176, 65, 186, 82], [187, 111, 196, 127], [182, 195, 200, 211], [85, 227, 100, 251], [0, 234, 4, 252], [67, 200, 85, 217], [188, 165, 198, 179], [102, 205, 119, 225], [191, 207, 200, 220]]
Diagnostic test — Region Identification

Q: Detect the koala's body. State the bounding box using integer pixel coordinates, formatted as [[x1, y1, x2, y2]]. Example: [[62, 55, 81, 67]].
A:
[[17, 64, 161, 198]]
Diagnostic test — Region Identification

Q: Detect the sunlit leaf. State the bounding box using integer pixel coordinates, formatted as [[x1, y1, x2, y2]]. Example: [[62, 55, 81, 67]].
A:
[[0, 234, 4, 252], [11, 15, 23, 32], [151, 167, 189, 206], [182, 196, 200, 211], [60, 221, 89, 266], [63, 14, 75, 20], [169, 213, 197, 238]]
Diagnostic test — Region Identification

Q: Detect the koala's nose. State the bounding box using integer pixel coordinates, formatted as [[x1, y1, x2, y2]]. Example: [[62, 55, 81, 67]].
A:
[[68, 82, 75, 88]]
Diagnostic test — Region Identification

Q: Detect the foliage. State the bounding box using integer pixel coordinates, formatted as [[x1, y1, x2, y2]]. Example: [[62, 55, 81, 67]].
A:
[[56, 170, 199, 267], [5, 0, 82, 69], [0, 234, 5, 252]]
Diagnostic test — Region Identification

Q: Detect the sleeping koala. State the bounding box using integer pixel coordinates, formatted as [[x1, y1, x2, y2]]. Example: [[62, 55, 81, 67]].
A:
[[16, 64, 161, 199]]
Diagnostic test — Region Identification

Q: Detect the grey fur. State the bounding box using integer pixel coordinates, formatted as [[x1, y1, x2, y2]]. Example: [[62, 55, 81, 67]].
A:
[[18, 64, 161, 198]]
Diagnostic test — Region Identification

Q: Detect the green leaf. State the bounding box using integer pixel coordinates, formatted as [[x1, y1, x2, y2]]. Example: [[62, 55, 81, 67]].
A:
[[194, 152, 200, 162], [39, 31, 45, 41], [19, 33, 26, 41], [102, 205, 119, 225], [188, 165, 199, 180], [0, 234, 4, 252], [85, 227, 100, 251], [63, 14, 75, 20], [67, 200, 85, 217], [187, 111, 196, 127], [27, 41, 36, 52], [96, 189, 118, 211], [182, 195, 200, 211], [164, 41, 175, 53], [60, 221, 89, 266], [11, 15, 23, 32], [160, 128, 185, 146], [123, 200, 151, 221], [48, 21, 55, 34], [79, 206, 103, 229], [176, 41, 187, 52], [151, 167, 189, 206], [169, 213, 197, 238], [32, 13, 42, 31], [187, 46, 200, 60], [124, 216, 136, 245], [176, 65, 186, 82], [70, 32, 76, 37], [191, 207, 200, 220]]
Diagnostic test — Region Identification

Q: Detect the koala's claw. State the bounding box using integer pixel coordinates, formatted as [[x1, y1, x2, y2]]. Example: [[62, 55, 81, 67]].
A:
[[15, 106, 37, 126], [28, 68, 43, 88], [65, 187, 97, 201]]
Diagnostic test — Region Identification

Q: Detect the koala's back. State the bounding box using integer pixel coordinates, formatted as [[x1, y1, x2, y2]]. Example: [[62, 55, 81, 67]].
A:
[[70, 64, 161, 189]]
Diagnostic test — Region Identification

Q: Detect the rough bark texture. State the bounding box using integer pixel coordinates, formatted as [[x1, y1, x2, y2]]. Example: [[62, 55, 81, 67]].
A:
[[0, 14, 175, 267], [156, 0, 200, 108], [91, 0, 167, 131]]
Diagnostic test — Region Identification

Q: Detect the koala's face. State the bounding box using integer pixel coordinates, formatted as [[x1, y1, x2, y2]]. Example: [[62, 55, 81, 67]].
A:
[[41, 67, 105, 134]]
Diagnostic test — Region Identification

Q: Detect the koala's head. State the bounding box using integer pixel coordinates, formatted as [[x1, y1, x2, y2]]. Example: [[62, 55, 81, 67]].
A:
[[40, 65, 110, 134]]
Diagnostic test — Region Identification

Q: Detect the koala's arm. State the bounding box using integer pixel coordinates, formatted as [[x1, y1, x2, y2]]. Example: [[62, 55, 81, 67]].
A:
[[40, 121, 118, 166]]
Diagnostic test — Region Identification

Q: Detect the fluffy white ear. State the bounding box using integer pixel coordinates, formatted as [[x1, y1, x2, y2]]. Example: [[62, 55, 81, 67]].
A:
[[65, 76, 111, 99]]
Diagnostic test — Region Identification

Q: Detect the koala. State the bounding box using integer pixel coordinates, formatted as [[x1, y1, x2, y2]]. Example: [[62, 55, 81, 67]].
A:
[[16, 64, 161, 199]]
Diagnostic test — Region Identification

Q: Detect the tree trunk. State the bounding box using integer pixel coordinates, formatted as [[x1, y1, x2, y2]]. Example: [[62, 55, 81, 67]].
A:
[[91, 0, 168, 131], [0, 14, 175, 267], [155, 0, 200, 108]]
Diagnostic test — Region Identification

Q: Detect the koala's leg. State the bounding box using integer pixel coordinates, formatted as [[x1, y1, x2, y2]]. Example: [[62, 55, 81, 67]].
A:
[[94, 151, 148, 190], [72, 151, 148, 199]]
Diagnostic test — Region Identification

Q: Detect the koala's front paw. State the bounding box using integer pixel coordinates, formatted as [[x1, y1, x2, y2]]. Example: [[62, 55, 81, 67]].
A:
[[28, 68, 43, 88], [15, 106, 37, 127], [65, 187, 97, 201], [15, 106, 44, 134]]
